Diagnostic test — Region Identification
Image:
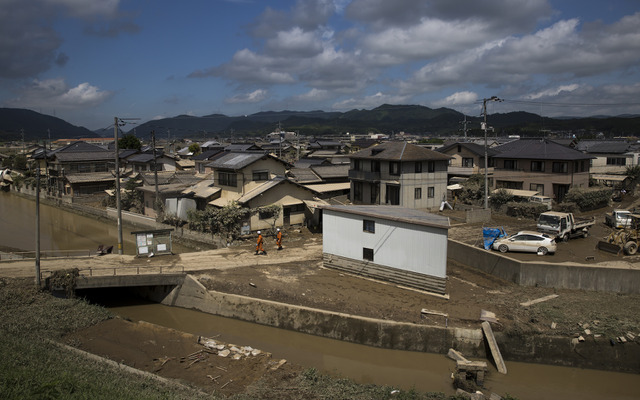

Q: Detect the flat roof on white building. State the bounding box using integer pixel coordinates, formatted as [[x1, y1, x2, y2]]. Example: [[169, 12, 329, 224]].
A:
[[322, 205, 449, 229]]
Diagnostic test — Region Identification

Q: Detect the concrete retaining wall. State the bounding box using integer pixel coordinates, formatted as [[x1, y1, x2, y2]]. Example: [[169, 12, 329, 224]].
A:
[[465, 209, 491, 224], [165, 275, 485, 355], [152, 275, 640, 373], [447, 239, 640, 294]]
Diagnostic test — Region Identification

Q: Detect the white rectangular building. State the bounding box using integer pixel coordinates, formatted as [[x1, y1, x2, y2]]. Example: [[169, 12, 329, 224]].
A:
[[322, 205, 450, 294]]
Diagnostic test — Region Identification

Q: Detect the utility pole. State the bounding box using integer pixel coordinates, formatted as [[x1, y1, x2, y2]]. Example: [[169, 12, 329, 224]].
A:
[[113, 117, 140, 254], [482, 96, 503, 209], [35, 164, 41, 288], [152, 130, 160, 217], [459, 115, 469, 140], [114, 117, 124, 255]]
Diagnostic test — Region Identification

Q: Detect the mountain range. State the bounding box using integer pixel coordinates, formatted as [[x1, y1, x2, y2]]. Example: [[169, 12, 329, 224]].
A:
[[1, 105, 639, 142]]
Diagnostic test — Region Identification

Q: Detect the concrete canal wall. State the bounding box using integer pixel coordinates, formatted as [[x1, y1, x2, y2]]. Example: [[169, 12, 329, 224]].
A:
[[447, 239, 640, 294], [143, 275, 640, 374]]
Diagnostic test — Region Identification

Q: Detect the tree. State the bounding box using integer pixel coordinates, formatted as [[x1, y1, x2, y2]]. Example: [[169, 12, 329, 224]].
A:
[[625, 165, 640, 191], [118, 133, 141, 150], [188, 143, 201, 155]]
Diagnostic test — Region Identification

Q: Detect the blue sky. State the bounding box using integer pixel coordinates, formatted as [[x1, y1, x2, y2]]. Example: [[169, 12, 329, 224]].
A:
[[1, 0, 640, 131]]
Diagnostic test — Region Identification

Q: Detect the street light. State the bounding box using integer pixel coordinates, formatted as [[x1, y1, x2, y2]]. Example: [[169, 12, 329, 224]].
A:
[[483, 96, 502, 209]]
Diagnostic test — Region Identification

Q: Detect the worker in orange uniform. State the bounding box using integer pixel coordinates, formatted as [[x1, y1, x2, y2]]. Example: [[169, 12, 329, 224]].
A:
[[255, 231, 266, 255], [276, 228, 283, 250]]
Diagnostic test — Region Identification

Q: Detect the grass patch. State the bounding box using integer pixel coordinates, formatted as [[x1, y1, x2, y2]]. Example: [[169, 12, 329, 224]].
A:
[[0, 278, 212, 400]]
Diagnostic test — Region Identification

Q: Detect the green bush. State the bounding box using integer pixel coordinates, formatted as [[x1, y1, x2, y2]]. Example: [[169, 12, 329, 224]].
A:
[[563, 187, 612, 211], [489, 188, 514, 209], [457, 174, 485, 205], [557, 202, 579, 214], [505, 202, 549, 219]]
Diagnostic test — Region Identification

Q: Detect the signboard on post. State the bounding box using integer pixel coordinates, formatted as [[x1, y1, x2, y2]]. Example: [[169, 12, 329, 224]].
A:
[[130, 229, 174, 257]]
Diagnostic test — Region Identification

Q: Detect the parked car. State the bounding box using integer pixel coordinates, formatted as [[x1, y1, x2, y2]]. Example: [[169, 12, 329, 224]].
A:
[[492, 231, 557, 255], [605, 209, 632, 229], [529, 195, 552, 210]]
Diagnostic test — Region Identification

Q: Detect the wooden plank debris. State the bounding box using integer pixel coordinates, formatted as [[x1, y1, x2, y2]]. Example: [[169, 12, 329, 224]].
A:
[[481, 321, 507, 374], [480, 309, 498, 323], [519, 294, 559, 307], [421, 308, 448, 318]]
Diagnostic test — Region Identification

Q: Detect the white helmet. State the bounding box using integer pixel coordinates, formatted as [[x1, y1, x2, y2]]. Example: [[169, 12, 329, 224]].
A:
[[257, 231, 261, 234], [277, 228, 280, 232]]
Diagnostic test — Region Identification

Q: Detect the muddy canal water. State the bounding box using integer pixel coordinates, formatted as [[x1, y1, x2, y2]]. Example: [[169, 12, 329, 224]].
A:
[[0, 192, 190, 255], [112, 302, 640, 400]]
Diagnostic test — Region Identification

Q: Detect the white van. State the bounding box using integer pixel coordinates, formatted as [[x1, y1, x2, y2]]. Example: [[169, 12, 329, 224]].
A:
[[529, 195, 553, 210]]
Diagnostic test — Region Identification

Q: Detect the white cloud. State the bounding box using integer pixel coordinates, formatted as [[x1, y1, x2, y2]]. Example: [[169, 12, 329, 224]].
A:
[[5, 78, 112, 109], [266, 27, 324, 57], [361, 18, 495, 63], [332, 92, 409, 110], [433, 91, 478, 107], [295, 88, 331, 102], [225, 89, 268, 104], [43, 0, 120, 17], [524, 84, 581, 100]]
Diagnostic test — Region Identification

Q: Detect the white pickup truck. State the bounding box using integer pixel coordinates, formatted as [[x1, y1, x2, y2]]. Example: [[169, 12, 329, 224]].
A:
[[604, 209, 632, 228], [537, 211, 595, 242]]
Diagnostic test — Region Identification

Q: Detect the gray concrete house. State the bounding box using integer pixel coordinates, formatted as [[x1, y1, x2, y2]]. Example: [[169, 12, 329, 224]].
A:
[[348, 141, 451, 209]]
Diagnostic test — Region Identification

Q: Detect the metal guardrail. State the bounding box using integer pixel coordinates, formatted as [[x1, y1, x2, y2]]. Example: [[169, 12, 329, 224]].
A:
[[0, 249, 92, 262], [81, 264, 185, 277], [40, 264, 186, 282]]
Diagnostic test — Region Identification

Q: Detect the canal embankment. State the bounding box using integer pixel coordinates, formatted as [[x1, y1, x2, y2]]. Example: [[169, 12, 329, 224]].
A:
[[136, 274, 640, 374]]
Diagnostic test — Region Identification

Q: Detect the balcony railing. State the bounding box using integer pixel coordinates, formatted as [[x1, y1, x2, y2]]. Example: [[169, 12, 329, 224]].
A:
[[348, 170, 381, 181]]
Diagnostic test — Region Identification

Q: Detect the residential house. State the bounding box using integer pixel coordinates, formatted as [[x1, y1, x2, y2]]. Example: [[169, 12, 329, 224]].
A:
[[125, 151, 177, 173], [322, 205, 450, 294], [192, 149, 224, 174], [205, 152, 318, 231], [235, 176, 319, 231], [437, 142, 499, 183], [224, 143, 262, 152], [492, 139, 593, 202], [206, 152, 289, 205], [573, 140, 640, 175], [348, 141, 451, 209], [34, 141, 117, 197], [136, 171, 202, 219], [348, 138, 380, 153], [291, 164, 351, 201]]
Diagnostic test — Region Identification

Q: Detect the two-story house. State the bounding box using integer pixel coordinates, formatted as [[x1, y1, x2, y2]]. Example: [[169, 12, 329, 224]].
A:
[[492, 139, 593, 202], [205, 152, 317, 230], [437, 142, 499, 183], [348, 142, 451, 209], [34, 141, 117, 197], [573, 140, 640, 175]]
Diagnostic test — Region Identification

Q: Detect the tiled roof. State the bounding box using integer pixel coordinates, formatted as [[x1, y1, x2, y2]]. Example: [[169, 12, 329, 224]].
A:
[[349, 141, 451, 161], [287, 168, 322, 184], [206, 152, 265, 170], [575, 141, 632, 154], [310, 164, 349, 179], [64, 172, 115, 184], [493, 139, 593, 160], [127, 153, 156, 163], [437, 142, 500, 157]]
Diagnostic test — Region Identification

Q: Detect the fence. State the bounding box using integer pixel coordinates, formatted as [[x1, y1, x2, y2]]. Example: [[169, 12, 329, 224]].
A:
[[0, 249, 92, 262]]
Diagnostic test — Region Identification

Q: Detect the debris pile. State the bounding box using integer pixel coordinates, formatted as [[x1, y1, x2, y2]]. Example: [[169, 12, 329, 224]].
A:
[[198, 336, 265, 360]]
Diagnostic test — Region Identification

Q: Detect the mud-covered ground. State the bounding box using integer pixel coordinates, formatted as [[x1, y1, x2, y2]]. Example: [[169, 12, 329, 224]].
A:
[[58, 223, 640, 397], [6, 203, 640, 397]]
